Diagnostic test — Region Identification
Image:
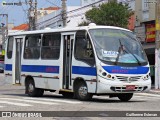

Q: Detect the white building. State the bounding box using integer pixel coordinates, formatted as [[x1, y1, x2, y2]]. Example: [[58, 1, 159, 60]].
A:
[[37, 1, 108, 29], [81, 0, 108, 6], [118, 0, 135, 11], [37, 7, 60, 19], [37, 0, 140, 30]]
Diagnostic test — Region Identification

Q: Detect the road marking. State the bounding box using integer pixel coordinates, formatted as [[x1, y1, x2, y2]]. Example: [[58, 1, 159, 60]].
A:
[[133, 95, 160, 101], [0, 98, 58, 105], [135, 93, 160, 97], [23, 97, 82, 104], [0, 106, 4, 108], [0, 101, 32, 106]]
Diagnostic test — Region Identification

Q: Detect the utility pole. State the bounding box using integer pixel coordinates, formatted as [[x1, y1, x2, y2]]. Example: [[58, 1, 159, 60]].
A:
[[61, 0, 67, 27], [35, 0, 37, 28], [28, 0, 37, 30], [155, 0, 160, 89], [0, 14, 8, 49]]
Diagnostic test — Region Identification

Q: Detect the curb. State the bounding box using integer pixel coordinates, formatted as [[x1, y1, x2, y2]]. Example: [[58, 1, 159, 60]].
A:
[[148, 90, 160, 95]]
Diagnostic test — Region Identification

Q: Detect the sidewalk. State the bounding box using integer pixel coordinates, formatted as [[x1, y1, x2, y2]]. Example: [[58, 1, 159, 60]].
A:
[[148, 89, 160, 95]]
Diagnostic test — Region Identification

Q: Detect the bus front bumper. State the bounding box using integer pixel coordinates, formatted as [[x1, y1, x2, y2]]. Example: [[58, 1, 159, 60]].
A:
[[96, 76, 151, 94]]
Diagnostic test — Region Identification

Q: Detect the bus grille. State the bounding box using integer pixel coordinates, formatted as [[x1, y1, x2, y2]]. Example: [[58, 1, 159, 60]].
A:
[[116, 76, 141, 82], [110, 86, 148, 92]]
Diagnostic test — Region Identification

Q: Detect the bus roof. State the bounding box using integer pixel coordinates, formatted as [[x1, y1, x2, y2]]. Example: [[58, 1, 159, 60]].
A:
[[8, 25, 131, 36]]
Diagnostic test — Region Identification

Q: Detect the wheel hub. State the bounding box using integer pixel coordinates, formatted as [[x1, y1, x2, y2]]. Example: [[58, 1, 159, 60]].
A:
[[28, 83, 34, 92], [78, 86, 87, 97]]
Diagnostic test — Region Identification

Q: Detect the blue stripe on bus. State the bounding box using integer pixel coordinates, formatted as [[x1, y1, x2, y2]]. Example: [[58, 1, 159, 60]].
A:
[[21, 65, 59, 73], [5, 64, 12, 71], [102, 66, 149, 74], [72, 66, 97, 76]]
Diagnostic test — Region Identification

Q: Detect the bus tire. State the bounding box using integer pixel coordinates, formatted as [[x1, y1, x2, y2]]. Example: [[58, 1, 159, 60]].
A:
[[75, 81, 92, 101], [118, 93, 133, 102], [37, 89, 44, 97], [26, 79, 44, 97]]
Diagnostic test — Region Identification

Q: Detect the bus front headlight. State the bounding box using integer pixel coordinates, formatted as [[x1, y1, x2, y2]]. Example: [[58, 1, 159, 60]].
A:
[[143, 74, 149, 80]]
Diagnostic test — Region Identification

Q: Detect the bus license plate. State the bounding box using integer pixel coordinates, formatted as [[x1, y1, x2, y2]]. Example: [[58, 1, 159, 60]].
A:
[[126, 85, 135, 90]]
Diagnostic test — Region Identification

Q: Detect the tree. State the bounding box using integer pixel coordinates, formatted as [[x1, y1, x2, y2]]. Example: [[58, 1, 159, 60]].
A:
[[79, 1, 133, 28], [78, 21, 90, 26]]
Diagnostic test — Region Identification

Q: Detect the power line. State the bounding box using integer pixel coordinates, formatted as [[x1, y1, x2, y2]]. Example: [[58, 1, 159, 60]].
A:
[[0, 0, 15, 14], [36, 0, 107, 26], [19, 0, 29, 24], [45, 0, 60, 7]]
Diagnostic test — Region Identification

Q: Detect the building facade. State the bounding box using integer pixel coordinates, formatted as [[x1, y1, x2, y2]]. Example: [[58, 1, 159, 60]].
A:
[[81, 0, 108, 6], [37, 7, 60, 20], [133, 0, 156, 86], [36, 0, 109, 29]]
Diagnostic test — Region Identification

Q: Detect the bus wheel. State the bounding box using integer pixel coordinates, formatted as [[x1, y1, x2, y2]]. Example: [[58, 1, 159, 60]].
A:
[[76, 82, 92, 101], [26, 79, 44, 97], [118, 93, 133, 102], [37, 89, 44, 97]]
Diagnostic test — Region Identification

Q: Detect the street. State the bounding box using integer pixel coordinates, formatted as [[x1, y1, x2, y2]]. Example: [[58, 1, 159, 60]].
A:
[[0, 73, 160, 120]]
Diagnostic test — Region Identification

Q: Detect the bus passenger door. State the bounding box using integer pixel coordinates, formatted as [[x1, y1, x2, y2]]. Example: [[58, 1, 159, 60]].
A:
[[5, 36, 14, 84], [63, 34, 74, 89], [14, 37, 23, 84]]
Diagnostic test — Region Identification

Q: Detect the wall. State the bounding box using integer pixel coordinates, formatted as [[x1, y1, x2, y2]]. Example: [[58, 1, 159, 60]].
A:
[[81, 0, 107, 6], [135, 0, 142, 26], [37, 1, 108, 29]]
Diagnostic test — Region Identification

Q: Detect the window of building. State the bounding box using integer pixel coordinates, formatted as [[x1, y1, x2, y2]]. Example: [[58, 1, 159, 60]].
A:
[[24, 34, 41, 59], [75, 30, 95, 66], [7, 36, 14, 59], [41, 33, 61, 59], [143, 0, 149, 11]]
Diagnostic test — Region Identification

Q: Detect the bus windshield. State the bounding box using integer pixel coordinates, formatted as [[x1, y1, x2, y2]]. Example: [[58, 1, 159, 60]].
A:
[[89, 28, 148, 66]]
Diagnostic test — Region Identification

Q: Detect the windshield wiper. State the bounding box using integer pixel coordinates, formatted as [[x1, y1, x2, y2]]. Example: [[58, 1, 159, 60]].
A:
[[115, 39, 141, 65], [115, 39, 123, 65], [123, 45, 141, 65]]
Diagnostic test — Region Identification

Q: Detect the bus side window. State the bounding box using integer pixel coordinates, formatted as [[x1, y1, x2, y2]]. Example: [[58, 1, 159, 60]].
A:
[[24, 35, 41, 59], [24, 48, 32, 59], [7, 37, 14, 59], [75, 30, 95, 66], [41, 32, 61, 60]]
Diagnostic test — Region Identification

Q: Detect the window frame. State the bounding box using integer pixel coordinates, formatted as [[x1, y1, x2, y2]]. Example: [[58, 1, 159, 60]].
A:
[[7, 36, 14, 59], [41, 32, 61, 60], [23, 34, 41, 60], [74, 30, 95, 66]]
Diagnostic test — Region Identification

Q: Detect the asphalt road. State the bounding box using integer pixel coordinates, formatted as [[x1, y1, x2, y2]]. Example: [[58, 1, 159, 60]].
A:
[[0, 73, 160, 120]]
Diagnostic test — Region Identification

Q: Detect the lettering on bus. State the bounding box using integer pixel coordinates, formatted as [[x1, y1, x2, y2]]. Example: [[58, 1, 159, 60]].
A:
[[45, 67, 58, 73], [112, 69, 128, 73]]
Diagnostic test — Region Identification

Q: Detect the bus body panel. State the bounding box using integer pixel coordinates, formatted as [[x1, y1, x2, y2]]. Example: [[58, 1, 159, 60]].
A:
[[5, 37, 14, 84], [4, 25, 151, 98], [21, 56, 61, 90], [71, 56, 97, 93], [95, 62, 151, 93]]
